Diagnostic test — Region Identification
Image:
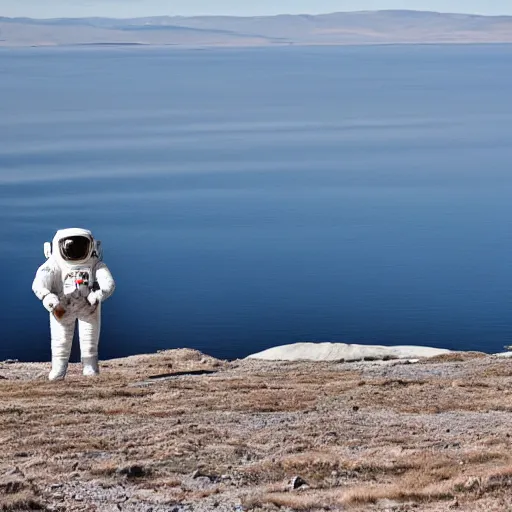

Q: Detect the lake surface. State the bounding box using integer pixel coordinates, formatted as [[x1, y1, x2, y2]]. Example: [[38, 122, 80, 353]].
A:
[[1, 45, 512, 362]]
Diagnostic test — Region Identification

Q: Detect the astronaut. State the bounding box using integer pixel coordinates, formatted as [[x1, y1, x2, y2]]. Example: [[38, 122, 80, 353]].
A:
[[32, 228, 115, 381]]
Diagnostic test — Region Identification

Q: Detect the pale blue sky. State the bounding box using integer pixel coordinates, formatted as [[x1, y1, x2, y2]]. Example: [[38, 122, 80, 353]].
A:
[[2, 1, 511, 19]]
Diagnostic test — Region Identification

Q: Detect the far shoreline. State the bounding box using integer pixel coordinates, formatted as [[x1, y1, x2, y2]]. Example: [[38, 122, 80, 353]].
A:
[[2, 41, 512, 50]]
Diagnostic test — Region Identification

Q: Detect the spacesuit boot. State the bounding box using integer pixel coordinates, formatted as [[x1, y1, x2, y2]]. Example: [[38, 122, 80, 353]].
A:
[[49, 359, 68, 381], [82, 356, 99, 377]]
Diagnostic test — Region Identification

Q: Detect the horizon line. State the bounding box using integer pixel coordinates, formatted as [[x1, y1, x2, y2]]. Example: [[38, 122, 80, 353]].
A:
[[2, 9, 510, 21]]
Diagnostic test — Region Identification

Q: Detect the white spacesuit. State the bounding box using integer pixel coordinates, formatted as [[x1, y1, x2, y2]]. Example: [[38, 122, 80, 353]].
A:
[[32, 228, 115, 381]]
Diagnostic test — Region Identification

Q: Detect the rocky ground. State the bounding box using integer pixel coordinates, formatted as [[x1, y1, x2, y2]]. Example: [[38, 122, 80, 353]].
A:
[[1, 349, 512, 511]]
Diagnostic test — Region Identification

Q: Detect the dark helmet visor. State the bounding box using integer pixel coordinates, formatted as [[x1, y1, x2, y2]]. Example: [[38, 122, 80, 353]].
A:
[[59, 236, 92, 262]]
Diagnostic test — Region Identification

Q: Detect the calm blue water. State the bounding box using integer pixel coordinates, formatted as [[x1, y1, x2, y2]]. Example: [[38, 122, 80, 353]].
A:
[[1, 45, 512, 362]]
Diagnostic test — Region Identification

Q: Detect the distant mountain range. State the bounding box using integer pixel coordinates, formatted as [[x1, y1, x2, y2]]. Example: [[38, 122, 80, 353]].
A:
[[1, 10, 512, 47]]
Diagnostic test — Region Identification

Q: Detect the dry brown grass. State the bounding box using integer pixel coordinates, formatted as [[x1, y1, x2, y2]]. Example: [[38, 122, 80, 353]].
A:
[[89, 461, 119, 477], [245, 454, 500, 510], [482, 466, 512, 492], [425, 352, 487, 363], [0, 490, 44, 511], [480, 362, 512, 378], [242, 448, 484, 489], [2, 350, 512, 511], [244, 484, 454, 510]]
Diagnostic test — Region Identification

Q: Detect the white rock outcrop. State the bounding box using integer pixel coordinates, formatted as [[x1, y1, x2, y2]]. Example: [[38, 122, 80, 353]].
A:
[[247, 342, 451, 362], [493, 352, 512, 359]]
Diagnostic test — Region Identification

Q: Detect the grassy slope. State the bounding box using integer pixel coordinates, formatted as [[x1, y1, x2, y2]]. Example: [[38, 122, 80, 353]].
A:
[[1, 349, 512, 511]]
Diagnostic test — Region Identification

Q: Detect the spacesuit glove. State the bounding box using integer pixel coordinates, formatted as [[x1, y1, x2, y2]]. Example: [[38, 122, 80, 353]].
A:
[[87, 290, 103, 306], [42, 293, 60, 313]]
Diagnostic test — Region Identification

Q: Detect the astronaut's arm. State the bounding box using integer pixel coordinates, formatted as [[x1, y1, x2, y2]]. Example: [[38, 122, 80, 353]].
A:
[[32, 262, 61, 312], [89, 263, 115, 305], [32, 262, 55, 301]]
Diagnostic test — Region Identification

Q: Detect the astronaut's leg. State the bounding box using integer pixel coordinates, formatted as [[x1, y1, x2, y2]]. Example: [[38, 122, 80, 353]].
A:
[[49, 313, 76, 381], [78, 304, 101, 376]]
